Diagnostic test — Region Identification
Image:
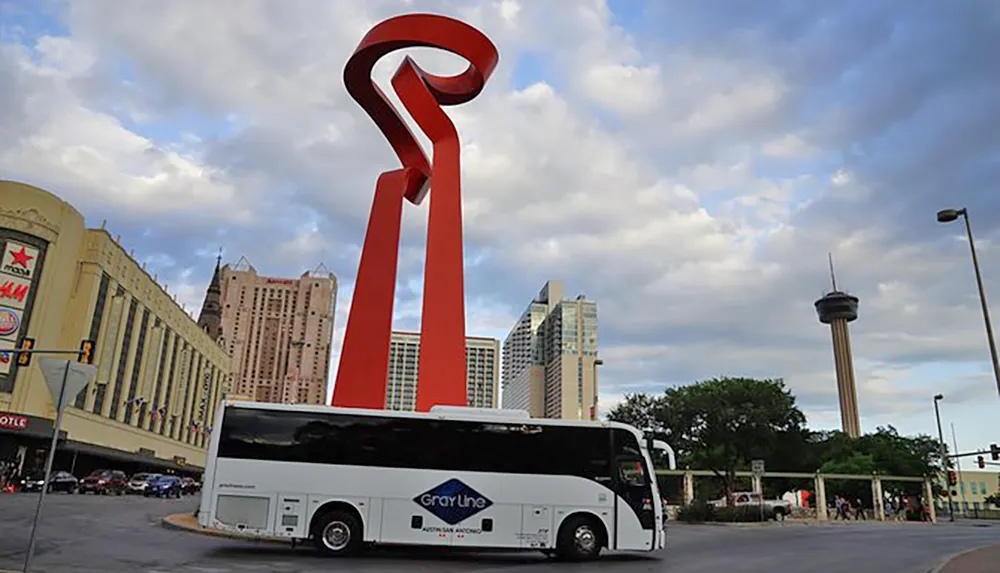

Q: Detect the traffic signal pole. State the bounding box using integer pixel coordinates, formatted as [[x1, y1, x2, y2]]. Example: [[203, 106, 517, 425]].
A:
[[8, 339, 96, 366]]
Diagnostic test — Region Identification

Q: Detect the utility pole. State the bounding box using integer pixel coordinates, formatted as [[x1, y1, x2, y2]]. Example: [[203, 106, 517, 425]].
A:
[[933, 395, 955, 521]]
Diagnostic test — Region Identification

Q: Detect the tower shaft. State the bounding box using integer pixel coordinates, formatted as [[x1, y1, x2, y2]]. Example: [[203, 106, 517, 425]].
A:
[[830, 319, 861, 438]]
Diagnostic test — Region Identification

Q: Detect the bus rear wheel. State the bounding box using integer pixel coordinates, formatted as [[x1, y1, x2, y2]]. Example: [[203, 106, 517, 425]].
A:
[[312, 509, 362, 557], [556, 515, 603, 561]]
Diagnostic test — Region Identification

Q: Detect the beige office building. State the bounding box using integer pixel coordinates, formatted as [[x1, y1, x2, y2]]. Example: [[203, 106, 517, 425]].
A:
[[385, 330, 500, 411], [501, 280, 599, 420], [0, 180, 229, 475], [936, 469, 1000, 511], [213, 258, 336, 405]]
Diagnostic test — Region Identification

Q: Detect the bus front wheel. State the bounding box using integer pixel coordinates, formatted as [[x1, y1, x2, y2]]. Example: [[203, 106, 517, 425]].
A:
[[556, 515, 603, 561], [312, 509, 362, 557]]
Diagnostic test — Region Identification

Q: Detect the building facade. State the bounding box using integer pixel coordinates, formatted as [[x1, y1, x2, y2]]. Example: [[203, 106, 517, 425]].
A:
[[0, 180, 229, 476], [216, 259, 336, 405], [385, 330, 500, 411], [501, 280, 599, 420], [937, 469, 1000, 512]]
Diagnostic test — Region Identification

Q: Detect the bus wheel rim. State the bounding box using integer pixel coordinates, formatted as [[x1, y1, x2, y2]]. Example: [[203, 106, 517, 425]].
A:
[[574, 525, 596, 553], [322, 521, 351, 551]]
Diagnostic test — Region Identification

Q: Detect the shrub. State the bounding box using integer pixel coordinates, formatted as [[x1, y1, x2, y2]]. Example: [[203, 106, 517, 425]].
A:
[[676, 501, 716, 523], [715, 505, 771, 522], [676, 502, 777, 523]]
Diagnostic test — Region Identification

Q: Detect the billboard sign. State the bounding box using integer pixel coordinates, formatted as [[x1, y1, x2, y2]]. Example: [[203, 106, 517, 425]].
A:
[[0, 339, 15, 375], [1, 242, 39, 281], [0, 307, 22, 341], [0, 274, 32, 310], [0, 235, 46, 392]]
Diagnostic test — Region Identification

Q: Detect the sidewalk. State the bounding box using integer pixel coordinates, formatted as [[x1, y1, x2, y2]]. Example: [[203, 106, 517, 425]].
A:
[[162, 512, 287, 544], [935, 543, 1000, 573]]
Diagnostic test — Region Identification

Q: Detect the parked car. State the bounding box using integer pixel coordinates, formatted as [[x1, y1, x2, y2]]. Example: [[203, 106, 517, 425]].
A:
[[21, 471, 78, 494], [78, 469, 127, 495], [180, 477, 201, 495], [126, 473, 160, 495], [145, 475, 182, 498]]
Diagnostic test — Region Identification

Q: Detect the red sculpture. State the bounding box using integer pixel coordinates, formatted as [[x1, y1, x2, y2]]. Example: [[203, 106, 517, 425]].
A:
[[330, 14, 499, 412]]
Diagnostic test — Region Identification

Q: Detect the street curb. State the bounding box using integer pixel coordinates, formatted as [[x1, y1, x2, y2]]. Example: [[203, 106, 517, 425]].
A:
[[161, 513, 288, 545], [926, 542, 1000, 573], [676, 519, 934, 528]]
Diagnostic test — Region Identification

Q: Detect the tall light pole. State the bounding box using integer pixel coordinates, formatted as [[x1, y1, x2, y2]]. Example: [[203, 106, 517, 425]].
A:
[[591, 359, 603, 421], [933, 394, 955, 522], [937, 207, 1000, 397]]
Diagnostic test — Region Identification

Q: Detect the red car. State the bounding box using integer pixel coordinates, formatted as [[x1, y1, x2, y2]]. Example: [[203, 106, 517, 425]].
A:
[[78, 469, 127, 495]]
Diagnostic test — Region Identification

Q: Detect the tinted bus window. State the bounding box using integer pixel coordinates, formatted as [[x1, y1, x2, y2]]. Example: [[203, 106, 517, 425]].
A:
[[218, 408, 614, 481]]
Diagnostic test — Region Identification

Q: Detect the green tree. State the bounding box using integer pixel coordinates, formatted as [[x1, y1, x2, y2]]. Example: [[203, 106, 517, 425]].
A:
[[808, 426, 941, 507], [819, 453, 877, 506], [607, 393, 663, 435], [985, 492, 1000, 508], [611, 377, 808, 501]]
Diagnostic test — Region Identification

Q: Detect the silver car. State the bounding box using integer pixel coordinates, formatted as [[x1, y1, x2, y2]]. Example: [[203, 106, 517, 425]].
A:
[[126, 473, 160, 495]]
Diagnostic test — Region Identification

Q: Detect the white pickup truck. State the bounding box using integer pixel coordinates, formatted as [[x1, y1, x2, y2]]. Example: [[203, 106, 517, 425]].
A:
[[711, 491, 793, 520]]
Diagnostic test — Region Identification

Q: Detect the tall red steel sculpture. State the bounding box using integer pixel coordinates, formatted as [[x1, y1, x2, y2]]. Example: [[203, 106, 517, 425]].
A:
[[330, 14, 499, 412]]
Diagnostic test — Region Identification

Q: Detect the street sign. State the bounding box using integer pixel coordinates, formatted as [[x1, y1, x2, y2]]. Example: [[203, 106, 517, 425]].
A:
[[26, 357, 97, 573], [751, 459, 765, 476], [38, 357, 95, 410]]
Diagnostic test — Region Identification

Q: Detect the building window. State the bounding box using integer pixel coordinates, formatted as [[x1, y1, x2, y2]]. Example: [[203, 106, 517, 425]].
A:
[[160, 339, 180, 436], [144, 328, 171, 429], [109, 297, 137, 421], [76, 273, 110, 408], [123, 308, 150, 424]]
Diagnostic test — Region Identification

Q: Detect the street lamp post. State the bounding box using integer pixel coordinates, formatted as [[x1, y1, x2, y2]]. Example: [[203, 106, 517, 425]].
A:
[[591, 359, 603, 421], [933, 394, 955, 522], [937, 208, 1000, 397]]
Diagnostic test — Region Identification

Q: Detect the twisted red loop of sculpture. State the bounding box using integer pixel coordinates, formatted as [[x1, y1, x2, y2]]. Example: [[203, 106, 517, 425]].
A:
[[331, 14, 499, 411]]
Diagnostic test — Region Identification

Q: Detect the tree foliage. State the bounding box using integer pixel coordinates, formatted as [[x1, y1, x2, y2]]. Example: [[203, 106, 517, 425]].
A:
[[610, 376, 809, 498], [609, 377, 941, 502]]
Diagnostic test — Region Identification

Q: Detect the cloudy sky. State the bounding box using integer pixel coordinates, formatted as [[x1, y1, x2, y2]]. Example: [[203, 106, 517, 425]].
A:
[[2, 0, 998, 454]]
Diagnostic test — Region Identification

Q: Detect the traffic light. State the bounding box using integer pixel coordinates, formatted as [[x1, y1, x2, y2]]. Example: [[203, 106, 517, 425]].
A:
[[16, 338, 35, 367], [78, 339, 95, 364], [978, 455, 986, 469], [991, 443, 999, 461], [947, 470, 958, 486]]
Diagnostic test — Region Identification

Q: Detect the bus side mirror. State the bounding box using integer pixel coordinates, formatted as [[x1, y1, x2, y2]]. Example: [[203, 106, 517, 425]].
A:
[[651, 440, 676, 470]]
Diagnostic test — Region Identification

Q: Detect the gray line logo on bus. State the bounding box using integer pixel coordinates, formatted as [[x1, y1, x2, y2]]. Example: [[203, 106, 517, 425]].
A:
[[414, 478, 493, 525]]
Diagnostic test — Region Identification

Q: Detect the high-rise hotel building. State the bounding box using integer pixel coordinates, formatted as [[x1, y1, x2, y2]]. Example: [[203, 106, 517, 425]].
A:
[[384, 330, 500, 411], [209, 259, 337, 405], [501, 280, 599, 420]]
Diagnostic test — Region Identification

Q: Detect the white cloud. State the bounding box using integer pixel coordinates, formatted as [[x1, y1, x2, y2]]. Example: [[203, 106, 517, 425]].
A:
[[1, 0, 998, 448]]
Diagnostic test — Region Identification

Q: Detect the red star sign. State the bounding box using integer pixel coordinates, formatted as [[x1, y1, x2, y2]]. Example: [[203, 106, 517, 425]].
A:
[[10, 247, 34, 268]]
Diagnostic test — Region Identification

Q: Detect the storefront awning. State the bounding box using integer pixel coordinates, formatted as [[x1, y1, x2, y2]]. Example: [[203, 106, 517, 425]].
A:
[[62, 439, 203, 473]]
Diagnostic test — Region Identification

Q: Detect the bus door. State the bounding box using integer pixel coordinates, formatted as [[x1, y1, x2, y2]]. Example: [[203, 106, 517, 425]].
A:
[[611, 434, 656, 549]]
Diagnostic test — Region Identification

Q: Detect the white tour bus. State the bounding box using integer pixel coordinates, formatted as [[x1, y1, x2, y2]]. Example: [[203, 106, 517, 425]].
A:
[[198, 401, 668, 560]]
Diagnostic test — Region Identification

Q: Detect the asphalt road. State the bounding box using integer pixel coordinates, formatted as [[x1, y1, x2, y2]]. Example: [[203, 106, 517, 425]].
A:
[[1, 493, 998, 573]]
